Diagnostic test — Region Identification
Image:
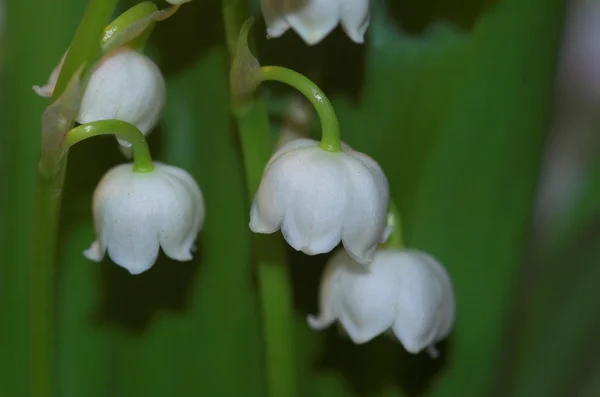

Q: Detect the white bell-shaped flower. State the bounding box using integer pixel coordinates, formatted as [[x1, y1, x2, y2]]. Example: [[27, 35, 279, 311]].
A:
[[261, 0, 370, 45], [84, 162, 205, 275], [307, 248, 455, 357], [33, 47, 166, 155], [250, 138, 389, 265]]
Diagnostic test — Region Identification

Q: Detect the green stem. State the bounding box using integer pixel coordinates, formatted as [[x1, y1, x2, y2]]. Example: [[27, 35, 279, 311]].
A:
[[32, 1, 119, 397], [260, 66, 341, 152], [102, 1, 158, 52], [386, 199, 404, 249], [65, 120, 154, 173], [222, 3, 296, 397], [52, 1, 118, 101]]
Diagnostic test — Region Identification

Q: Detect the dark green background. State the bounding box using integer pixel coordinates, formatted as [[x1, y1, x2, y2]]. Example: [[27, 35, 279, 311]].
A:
[[3, 0, 594, 396]]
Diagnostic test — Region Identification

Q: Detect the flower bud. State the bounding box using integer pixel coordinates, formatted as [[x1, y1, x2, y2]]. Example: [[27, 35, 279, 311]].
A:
[[84, 162, 205, 275], [307, 248, 455, 357], [34, 47, 166, 156], [261, 0, 370, 45], [250, 138, 389, 265]]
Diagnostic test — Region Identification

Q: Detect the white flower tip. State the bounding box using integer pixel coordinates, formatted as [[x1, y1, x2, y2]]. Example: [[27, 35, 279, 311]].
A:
[[249, 218, 277, 234], [249, 202, 279, 234], [266, 25, 288, 39], [345, 244, 377, 266], [426, 345, 440, 359], [117, 137, 133, 148], [166, 249, 194, 262], [83, 241, 104, 262], [126, 265, 148, 276], [306, 314, 334, 330], [118, 143, 134, 159], [32, 84, 53, 98], [297, 30, 329, 46], [344, 29, 366, 44], [297, 244, 323, 256], [347, 332, 375, 345]]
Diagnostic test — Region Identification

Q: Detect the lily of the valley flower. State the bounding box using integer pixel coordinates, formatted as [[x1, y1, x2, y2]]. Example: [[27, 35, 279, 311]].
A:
[[250, 138, 389, 265], [33, 47, 166, 156], [307, 248, 455, 357], [84, 162, 205, 275], [261, 0, 370, 45]]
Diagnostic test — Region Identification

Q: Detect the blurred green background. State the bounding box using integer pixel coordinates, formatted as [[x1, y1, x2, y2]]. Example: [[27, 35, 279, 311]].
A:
[[5, 0, 600, 396]]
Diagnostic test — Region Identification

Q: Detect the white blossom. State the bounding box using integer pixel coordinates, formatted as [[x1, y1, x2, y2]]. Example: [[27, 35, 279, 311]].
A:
[[261, 0, 370, 45], [307, 248, 455, 357], [33, 47, 166, 156], [250, 138, 389, 265], [84, 162, 204, 275]]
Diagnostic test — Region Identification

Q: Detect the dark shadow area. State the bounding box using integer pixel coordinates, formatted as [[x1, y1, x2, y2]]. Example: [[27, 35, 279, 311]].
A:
[[254, 17, 367, 104], [93, 248, 202, 332], [388, 0, 497, 34], [288, 247, 327, 314], [314, 327, 452, 396], [151, 0, 225, 77]]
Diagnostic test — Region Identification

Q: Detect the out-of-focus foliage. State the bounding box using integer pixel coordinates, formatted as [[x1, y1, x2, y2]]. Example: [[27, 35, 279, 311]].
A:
[[0, 0, 579, 396]]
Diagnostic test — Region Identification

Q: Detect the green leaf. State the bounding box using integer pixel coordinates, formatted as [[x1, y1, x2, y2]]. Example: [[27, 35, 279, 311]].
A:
[[0, 0, 565, 396]]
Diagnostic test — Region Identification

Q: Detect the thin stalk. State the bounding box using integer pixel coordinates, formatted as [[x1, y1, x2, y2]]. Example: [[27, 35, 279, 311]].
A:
[[222, 2, 296, 397], [31, 1, 119, 397], [260, 66, 341, 152], [102, 2, 181, 53], [385, 199, 405, 249], [65, 120, 154, 173]]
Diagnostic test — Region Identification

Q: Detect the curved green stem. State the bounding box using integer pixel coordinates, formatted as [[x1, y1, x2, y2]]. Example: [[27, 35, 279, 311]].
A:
[[103, 1, 157, 50], [386, 199, 405, 249], [66, 120, 154, 173], [260, 66, 341, 152]]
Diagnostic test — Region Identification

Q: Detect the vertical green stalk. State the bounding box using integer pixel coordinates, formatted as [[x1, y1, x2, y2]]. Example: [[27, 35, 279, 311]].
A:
[[31, 1, 119, 397], [222, 2, 296, 397]]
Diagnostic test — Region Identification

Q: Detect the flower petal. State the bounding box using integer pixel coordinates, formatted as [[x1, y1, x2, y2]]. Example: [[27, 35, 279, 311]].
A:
[[341, 152, 389, 264], [83, 240, 105, 262], [32, 51, 67, 98], [154, 163, 205, 261], [250, 139, 318, 235], [279, 149, 347, 254], [339, 0, 370, 43], [261, 0, 291, 38], [76, 48, 165, 149], [391, 250, 454, 354], [307, 249, 347, 330], [285, 0, 341, 45], [92, 166, 162, 274], [336, 250, 400, 343]]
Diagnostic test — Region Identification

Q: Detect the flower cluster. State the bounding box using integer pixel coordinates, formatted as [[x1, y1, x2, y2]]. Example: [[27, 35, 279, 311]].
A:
[[35, 3, 205, 275], [35, 0, 455, 358], [251, 134, 455, 355]]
